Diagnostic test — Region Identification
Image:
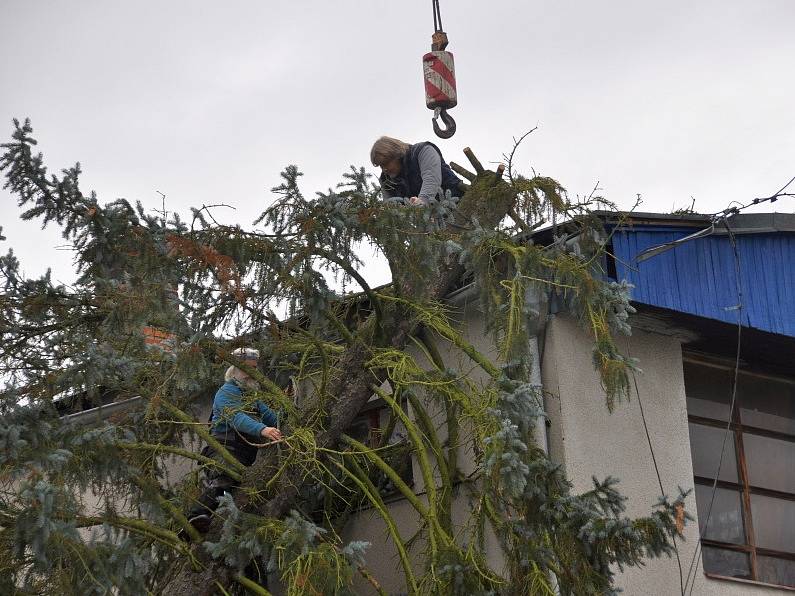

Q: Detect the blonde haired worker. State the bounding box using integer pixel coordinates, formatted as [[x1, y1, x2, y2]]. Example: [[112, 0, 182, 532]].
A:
[[370, 136, 462, 206]]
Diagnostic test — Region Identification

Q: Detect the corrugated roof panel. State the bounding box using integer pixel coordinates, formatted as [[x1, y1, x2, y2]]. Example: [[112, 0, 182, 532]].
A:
[[612, 227, 795, 338]]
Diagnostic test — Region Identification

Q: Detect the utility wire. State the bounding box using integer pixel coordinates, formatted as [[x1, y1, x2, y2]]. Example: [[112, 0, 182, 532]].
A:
[[682, 218, 744, 596], [636, 175, 795, 263], [631, 178, 795, 592], [680, 175, 795, 591], [714, 174, 795, 219], [629, 363, 686, 596]]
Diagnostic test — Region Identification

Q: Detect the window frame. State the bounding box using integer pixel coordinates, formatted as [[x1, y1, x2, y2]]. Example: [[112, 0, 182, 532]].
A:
[[684, 354, 795, 588]]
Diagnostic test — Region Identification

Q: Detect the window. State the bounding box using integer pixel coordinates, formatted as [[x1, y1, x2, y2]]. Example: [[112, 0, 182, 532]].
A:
[[685, 357, 795, 588]]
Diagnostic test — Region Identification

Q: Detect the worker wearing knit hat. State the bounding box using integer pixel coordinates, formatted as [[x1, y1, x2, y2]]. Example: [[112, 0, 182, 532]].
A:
[[187, 346, 284, 532]]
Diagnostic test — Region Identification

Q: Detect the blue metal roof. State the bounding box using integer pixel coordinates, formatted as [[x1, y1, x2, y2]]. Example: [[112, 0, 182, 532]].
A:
[[611, 224, 795, 338]]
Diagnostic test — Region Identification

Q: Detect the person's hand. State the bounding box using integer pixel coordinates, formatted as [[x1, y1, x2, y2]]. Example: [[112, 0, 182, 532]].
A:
[[408, 196, 426, 206], [260, 426, 283, 442]]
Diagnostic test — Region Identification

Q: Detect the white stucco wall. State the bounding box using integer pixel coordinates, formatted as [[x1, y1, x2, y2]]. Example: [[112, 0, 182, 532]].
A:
[[541, 314, 789, 596], [340, 297, 505, 594], [341, 488, 504, 596]]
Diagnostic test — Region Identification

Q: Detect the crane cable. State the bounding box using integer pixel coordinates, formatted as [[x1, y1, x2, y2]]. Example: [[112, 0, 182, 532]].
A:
[[432, 0, 443, 32]]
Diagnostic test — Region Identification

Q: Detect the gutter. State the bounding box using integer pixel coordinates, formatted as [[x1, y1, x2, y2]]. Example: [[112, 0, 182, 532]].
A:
[[61, 395, 143, 425]]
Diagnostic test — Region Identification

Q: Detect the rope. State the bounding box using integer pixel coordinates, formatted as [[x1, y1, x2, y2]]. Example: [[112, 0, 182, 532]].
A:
[[238, 434, 287, 449]]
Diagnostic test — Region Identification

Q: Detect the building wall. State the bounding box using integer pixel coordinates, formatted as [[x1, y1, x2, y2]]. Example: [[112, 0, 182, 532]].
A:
[[341, 489, 504, 596], [340, 296, 505, 595], [541, 314, 789, 595]]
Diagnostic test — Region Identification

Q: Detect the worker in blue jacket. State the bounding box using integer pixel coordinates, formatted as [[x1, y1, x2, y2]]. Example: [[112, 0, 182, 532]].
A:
[[188, 346, 283, 532], [371, 135, 462, 206]]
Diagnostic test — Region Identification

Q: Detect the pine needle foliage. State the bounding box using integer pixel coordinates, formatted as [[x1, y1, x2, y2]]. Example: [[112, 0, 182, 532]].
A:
[[0, 119, 688, 595]]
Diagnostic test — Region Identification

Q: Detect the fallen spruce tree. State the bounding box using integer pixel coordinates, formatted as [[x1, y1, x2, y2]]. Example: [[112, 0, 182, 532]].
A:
[[0, 119, 688, 595]]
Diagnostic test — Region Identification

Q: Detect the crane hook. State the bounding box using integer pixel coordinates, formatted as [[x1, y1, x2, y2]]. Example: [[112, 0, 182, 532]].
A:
[[432, 107, 456, 139]]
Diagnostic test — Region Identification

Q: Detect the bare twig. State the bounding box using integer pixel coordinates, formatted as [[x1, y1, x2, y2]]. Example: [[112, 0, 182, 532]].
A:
[[504, 127, 538, 183]]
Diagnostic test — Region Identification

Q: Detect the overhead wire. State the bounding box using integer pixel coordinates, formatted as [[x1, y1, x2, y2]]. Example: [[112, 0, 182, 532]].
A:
[[682, 218, 744, 596], [636, 174, 795, 263], [628, 360, 686, 596], [629, 177, 795, 592], [679, 176, 795, 592], [713, 174, 795, 219]]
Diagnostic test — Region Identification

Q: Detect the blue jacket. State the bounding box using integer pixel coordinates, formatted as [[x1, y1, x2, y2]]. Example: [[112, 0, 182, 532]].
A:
[[210, 381, 279, 438]]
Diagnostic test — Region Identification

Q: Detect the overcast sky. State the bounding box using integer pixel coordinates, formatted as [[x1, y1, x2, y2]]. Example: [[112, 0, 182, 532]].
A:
[[2, 0, 793, 287]]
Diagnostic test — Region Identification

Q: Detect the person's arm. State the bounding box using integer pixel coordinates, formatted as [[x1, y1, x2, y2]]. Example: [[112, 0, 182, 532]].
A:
[[257, 402, 283, 441], [416, 145, 443, 204], [215, 385, 267, 437], [257, 401, 279, 428]]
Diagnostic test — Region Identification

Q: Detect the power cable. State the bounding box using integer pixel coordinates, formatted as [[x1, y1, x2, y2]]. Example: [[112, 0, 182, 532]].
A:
[[682, 218, 744, 596], [628, 362, 686, 596], [629, 177, 795, 592], [713, 174, 795, 219], [636, 175, 795, 263]]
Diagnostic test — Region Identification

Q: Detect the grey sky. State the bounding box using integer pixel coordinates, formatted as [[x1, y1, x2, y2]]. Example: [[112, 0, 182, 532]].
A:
[[2, 0, 793, 288]]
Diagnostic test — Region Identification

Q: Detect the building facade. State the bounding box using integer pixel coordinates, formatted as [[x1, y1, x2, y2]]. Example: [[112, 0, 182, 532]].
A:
[[342, 212, 795, 594]]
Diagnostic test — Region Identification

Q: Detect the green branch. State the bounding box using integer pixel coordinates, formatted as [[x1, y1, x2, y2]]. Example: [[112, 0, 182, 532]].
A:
[[130, 474, 202, 543], [370, 386, 439, 516], [116, 441, 242, 481], [330, 457, 418, 595], [368, 386, 451, 572], [338, 435, 427, 517], [159, 401, 246, 474], [76, 515, 180, 546], [376, 293, 500, 378], [234, 574, 273, 595], [434, 325, 500, 379], [323, 310, 358, 347], [403, 388, 452, 533], [314, 248, 385, 326], [418, 329, 462, 492]]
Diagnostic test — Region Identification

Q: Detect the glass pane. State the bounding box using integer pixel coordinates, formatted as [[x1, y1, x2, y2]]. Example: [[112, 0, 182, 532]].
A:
[[689, 423, 738, 482], [744, 433, 795, 493], [757, 556, 795, 589], [684, 362, 733, 421], [750, 494, 795, 552], [701, 546, 751, 580], [738, 373, 795, 435], [694, 484, 746, 544]]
